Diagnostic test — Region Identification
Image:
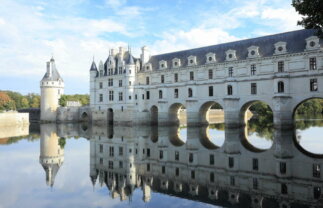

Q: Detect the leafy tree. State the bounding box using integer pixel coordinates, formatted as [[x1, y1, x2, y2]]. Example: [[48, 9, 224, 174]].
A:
[[59, 137, 66, 149], [0, 92, 16, 111], [292, 0, 323, 37], [21, 97, 29, 109], [30, 96, 40, 108]]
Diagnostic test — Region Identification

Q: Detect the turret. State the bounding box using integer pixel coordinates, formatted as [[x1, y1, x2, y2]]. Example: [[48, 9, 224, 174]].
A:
[[90, 60, 98, 107], [40, 57, 64, 122]]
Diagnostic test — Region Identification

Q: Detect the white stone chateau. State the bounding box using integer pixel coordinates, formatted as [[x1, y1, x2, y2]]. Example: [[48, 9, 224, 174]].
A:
[[89, 29, 323, 127]]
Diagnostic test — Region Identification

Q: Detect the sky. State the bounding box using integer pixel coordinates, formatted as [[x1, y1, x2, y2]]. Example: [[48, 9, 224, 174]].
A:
[[0, 0, 303, 95]]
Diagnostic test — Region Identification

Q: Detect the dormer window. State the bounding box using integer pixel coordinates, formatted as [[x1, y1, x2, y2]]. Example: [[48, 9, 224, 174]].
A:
[[306, 36, 320, 51], [206, 52, 216, 64], [172, 58, 181, 68], [159, 60, 167, 69], [274, 42, 287, 55], [188, 56, 197, 66], [145, 63, 152, 71], [225, 50, 237, 61], [247, 46, 260, 58]]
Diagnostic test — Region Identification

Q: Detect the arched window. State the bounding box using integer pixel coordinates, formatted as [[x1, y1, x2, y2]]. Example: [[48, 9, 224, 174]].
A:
[[159, 90, 163, 99], [278, 81, 284, 93], [188, 88, 193, 97], [227, 85, 233, 95]]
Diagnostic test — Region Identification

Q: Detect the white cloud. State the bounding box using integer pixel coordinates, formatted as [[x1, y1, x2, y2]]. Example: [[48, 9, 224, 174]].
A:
[[150, 28, 239, 55], [261, 7, 301, 31], [0, 18, 5, 25]]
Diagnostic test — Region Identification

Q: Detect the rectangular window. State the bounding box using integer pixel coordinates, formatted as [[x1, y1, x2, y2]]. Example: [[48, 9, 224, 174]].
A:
[[174, 73, 178, 82], [119, 161, 123, 168], [147, 163, 150, 171], [189, 153, 193, 163], [280, 162, 287, 174], [147, 148, 150, 157], [191, 170, 195, 179], [118, 92, 123, 101], [175, 167, 179, 176], [253, 158, 258, 171], [208, 69, 213, 79], [108, 91, 114, 101], [251, 64, 256, 75], [159, 150, 163, 159], [108, 161, 113, 169], [210, 172, 214, 182], [253, 178, 258, 189], [209, 86, 214, 96], [108, 78, 113, 86], [99, 144, 103, 153], [161, 75, 165, 83], [109, 146, 114, 157], [99, 158, 103, 165], [251, 83, 257, 95], [174, 89, 179, 98], [99, 94, 103, 102], [230, 176, 235, 186], [119, 147, 123, 156], [229, 157, 234, 168], [135, 94, 137, 100], [313, 164, 321, 178], [159, 90, 163, 99], [310, 79, 318, 92], [278, 61, 284, 72], [146, 91, 150, 100], [210, 154, 214, 165], [310, 57, 317, 70], [228, 67, 233, 77], [175, 151, 179, 161], [142, 94, 144, 100], [119, 80, 122, 87], [162, 166, 165, 174], [281, 184, 288, 194], [99, 82, 103, 89], [129, 81, 131, 86], [146, 77, 150, 85], [190, 71, 194, 80]]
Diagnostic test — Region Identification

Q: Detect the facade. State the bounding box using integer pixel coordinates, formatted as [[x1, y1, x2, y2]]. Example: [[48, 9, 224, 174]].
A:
[[89, 29, 323, 128], [40, 57, 64, 122]]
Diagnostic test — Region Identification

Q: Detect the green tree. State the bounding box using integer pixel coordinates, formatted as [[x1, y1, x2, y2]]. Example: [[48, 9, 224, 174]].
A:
[[21, 97, 29, 109], [0, 92, 16, 111], [30, 95, 40, 108], [292, 0, 323, 37]]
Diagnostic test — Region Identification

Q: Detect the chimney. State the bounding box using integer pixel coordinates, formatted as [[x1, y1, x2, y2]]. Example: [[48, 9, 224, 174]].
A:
[[46, 61, 52, 77], [141, 46, 150, 64], [110, 49, 115, 56], [119, 47, 124, 58]]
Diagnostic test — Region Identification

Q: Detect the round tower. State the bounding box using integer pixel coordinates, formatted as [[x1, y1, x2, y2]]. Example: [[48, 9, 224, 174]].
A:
[[39, 124, 64, 187], [40, 57, 64, 122]]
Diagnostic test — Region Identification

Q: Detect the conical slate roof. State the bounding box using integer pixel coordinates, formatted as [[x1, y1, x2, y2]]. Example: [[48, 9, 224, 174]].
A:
[[90, 61, 98, 71], [41, 58, 63, 82]]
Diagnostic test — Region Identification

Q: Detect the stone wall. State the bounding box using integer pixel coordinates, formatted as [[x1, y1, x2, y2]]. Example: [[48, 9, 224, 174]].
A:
[[0, 112, 29, 127]]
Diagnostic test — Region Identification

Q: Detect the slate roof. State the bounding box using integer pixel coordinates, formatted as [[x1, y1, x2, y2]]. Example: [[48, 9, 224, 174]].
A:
[[103, 51, 137, 75], [147, 29, 322, 70], [90, 61, 98, 71], [41, 59, 63, 82]]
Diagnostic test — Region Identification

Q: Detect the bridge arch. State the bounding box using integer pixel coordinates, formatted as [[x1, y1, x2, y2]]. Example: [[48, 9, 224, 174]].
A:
[[80, 112, 89, 122], [150, 105, 158, 125], [199, 126, 224, 150], [292, 97, 323, 119], [199, 101, 224, 126], [168, 103, 186, 126], [239, 100, 273, 127], [169, 126, 186, 146]]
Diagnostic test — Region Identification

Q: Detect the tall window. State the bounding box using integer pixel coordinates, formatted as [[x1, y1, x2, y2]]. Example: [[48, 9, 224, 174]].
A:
[[146, 77, 150, 85], [278, 81, 284, 93], [251, 83, 257, 95], [159, 150, 163, 159], [174, 73, 178, 82], [229, 157, 234, 168], [228, 67, 233, 77], [190, 71, 194, 80], [108, 78, 113, 86], [210, 154, 214, 165], [109, 146, 114, 157], [109, 91, 114, 101], [280, 162, 287, 174], [210, 172, 214, 182], [278, 61, 284, 72], [159, 90, 163, 99], [252, 158, 258, 171], [208, 69, 213, 79], [189, 153, 193, 163], [146, 91, 150, 100], [175, 151, 179, 161], [191, 170, 195, 179], [174, 89, 179, 98], [250, 64, 256, 75], [161, 75, 165, 83], [119, 80, 122, 87], [99, 82, 103, 89], [313, 164, 321, 178], [310, 79, 318, 91], [118, 67, 122, 74], [99, 94, 103, 102], [253, 178, 258, 189], [310, 57, 317, 70], [119, 147, 123, 156], [118, 92, 123, 101], [188, 88, 193, 97], [209, 86, 213, 96], [227, 85, 233, 95]]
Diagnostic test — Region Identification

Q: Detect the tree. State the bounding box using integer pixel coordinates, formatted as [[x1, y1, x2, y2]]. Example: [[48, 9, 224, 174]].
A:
[[292, 0, 323, 37], [21, 97, 29, 108], [0, 92, 16, 111]]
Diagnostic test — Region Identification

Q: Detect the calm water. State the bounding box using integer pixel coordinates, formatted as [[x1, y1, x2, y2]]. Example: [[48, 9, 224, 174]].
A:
[[0, 120, 323, 208]]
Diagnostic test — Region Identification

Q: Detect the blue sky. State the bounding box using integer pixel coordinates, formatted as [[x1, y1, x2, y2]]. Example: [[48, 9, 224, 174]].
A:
[[0, 0, 302, 94]]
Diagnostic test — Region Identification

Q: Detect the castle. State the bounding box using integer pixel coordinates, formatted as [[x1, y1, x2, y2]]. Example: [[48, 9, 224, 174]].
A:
[[40, 29, 323, 127]]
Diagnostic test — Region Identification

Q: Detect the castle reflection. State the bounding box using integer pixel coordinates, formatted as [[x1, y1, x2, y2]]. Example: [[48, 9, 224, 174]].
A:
[[38, 124, 323, 208]]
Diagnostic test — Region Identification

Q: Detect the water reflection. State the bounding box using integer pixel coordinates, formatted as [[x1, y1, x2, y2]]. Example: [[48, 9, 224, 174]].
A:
[[1, 122, 323, 208]]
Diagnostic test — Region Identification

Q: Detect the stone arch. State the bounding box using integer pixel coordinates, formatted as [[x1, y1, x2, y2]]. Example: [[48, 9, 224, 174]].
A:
[[80, 112, 89, 122], [291, 97, 323, 119], [169, 126, 185, 146], [150, 105, 158, 125], [240, 126, 271, 153], [199, 126, 221, 150], [108, 108, 113, 125], [199, 101, 224, 125], [239, 100, 273, 126], [168, 103, 186, 126], [293, 130, 323, 158]]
